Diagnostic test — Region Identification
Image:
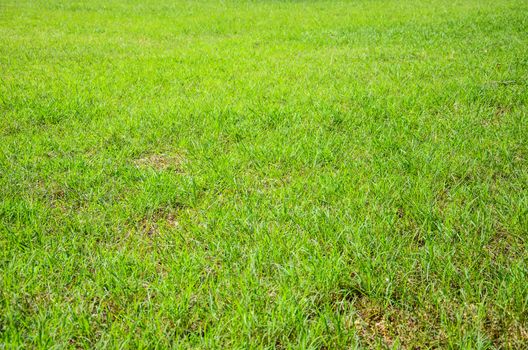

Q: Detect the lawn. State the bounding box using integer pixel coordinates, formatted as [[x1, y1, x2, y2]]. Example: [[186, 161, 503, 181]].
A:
[[1, 0, 527, 348]]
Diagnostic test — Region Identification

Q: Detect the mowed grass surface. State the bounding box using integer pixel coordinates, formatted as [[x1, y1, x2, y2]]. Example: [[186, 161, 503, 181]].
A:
[[1, 0, 527, 348]]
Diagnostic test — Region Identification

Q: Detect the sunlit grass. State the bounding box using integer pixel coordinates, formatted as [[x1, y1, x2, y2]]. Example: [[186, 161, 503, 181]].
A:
[[1, 0, 527, 348]]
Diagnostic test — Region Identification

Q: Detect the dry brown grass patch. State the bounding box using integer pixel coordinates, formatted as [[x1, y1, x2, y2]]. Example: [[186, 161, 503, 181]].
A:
[[346, 297, 438, 349], [139, 209, 180, 236], [134, 153, 185, 172]]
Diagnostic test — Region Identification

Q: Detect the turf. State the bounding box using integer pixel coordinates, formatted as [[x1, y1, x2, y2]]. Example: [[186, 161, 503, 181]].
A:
[[1, 0, 527, 348]]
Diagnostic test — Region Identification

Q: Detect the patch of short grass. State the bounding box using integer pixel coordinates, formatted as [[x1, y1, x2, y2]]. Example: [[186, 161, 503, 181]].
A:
[[1, 0, 527, 348]]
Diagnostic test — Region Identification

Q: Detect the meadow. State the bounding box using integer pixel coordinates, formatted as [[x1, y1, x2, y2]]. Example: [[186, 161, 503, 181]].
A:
[[1, 0, 527, 348]]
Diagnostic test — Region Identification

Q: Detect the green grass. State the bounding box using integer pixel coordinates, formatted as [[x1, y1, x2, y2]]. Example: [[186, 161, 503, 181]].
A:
[[1, 0, 527, 348]]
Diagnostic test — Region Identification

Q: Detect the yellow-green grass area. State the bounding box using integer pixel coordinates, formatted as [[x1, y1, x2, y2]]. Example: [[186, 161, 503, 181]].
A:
[[1, 0, 527, 348]]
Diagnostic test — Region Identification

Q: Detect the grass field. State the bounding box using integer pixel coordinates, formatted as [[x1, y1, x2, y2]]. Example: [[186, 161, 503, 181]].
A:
[[1, 0, 527, 348]]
